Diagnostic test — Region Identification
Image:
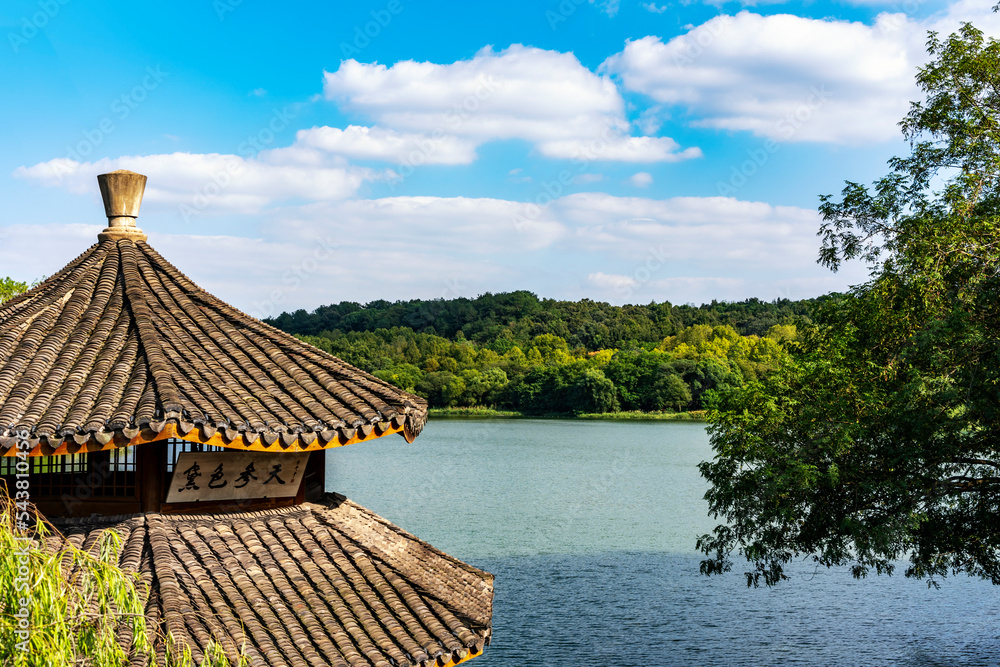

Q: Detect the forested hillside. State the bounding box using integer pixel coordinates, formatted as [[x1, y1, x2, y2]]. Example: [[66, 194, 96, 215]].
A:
[[267, 292, 822, 414]]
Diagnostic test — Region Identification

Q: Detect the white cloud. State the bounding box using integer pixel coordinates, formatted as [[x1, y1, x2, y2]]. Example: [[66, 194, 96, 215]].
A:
[[630, 172, 654, 187], [245, 192, 869, 308], [214, 190, 862, 308], [587, 272, 638, 290], [540, 135, 701, 162], [548, 193, 870, 301], [0, 224, 105, 284], [635, 106, 665, 135], [602, 12, 925, 143], [602, 4, 1000, 145], [324, 45, 619, 141], [642, 2, 669, 13], [649, 276, 744, 293], [323, 44, 698, 163], [13, 152, 382, 215], [597, 0, 621, 16], [273, 195, 567, 254], [1, 189, 870, 311], [291, 125, 478, 165], [936, 0, 1000, 38], [549, 192, 849, 269]]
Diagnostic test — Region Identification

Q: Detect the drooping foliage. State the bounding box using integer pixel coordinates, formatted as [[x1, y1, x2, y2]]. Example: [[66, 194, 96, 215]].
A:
[[699, 23, 1000, 587], [0, 493, 239, 666]]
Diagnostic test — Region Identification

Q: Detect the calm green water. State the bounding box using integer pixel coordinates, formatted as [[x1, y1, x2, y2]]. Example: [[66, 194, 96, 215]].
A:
[[327, 419, 1000, 666]]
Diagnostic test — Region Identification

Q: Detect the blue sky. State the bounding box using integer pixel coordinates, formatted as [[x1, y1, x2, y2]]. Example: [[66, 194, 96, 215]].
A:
[[0, 0, 994, 317]]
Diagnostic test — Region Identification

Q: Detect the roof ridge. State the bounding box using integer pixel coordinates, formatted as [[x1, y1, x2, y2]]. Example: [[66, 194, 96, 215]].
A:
[[118, 240, 183, 415]]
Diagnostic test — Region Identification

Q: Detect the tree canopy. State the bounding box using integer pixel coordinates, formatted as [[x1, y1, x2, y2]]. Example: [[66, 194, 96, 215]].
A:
[[270, 292, 815, 415], [294, 321, 795, 415], [699, 23, 1000, 587], [0, 278, 28, 306], [268, 291, 817, 345], [265, 288, 816, 415]]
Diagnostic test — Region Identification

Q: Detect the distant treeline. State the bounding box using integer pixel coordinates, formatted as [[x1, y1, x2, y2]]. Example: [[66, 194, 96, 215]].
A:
[[266, 292, 822, 415]]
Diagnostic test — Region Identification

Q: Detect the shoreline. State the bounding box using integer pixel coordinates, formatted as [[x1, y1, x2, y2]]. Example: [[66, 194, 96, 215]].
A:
[[427, 407, 707, 421]]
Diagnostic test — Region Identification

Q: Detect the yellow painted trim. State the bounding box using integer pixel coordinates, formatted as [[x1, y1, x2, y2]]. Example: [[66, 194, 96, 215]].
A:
[[147, 422, 406, 453], [441, 647, 484, 667], [8, 421, 406, 458]]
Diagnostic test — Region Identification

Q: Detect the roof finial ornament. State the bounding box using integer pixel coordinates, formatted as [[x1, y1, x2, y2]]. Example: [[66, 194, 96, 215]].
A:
[[97, 169, 148, 242]]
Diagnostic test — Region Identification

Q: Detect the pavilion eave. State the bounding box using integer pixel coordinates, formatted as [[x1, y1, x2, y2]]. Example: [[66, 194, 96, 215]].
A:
[[2, 415, 422, 457]]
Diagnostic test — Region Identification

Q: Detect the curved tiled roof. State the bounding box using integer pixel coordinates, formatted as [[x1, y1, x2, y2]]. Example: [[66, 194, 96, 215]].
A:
[[0, 238, 428, 457], [47, 494, 493, 667]]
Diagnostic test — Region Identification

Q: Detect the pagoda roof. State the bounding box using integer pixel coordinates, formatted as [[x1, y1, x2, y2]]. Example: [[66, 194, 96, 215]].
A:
[[47, 493, 492, 667], [0, 171, 427, 457]]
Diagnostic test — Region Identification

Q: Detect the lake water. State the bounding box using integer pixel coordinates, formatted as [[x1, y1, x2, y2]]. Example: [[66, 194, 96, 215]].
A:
[[327, 419, 1000, 666]]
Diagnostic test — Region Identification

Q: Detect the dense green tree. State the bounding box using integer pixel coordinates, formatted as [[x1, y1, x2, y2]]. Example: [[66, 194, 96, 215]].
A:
[[269, 292, 814, 348], [699, 24, 1000, 587], [0, 277, 28, 305], [293, 312, 794, 413], [277, 282, 801, 413], [457, 367, 509, 406], [416, 371, 467, 407], [674, 358, 742, 409], [604, 349, 669, 410], [373, 363, 424, 393], [569, 368, 619, 414], [650, 369, 693, 412]]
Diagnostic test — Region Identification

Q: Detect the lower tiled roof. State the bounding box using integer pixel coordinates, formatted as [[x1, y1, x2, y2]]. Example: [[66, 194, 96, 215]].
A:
[[47, 494, 493, 667]]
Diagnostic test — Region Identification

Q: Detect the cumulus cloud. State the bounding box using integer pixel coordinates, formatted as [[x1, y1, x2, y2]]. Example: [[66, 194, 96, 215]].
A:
[[548, 193, 870, 301], [291, 125, 478, 165], [204, 196, 569, 315], [935, 0, 1000, 39], [324, 46, 620, 140], [544, 192, 864, 277], [225, 189, 866, 308], [540, 136, 702, 162], [1, 187, 871, 310], [0, 224, 105, 283], [322, 44, 698, 163], [246, 192, 870, 308], [271, 195, 567, 255], [630, 172, 654, 187], [13, 152, 383, 215], [601, 4, 1000, 144], [587, 272, 638, 290], [602, 12, 928, 143]]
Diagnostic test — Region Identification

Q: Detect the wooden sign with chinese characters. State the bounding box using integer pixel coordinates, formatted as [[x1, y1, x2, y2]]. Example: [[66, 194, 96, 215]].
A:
[[165, 452, 309, 503]]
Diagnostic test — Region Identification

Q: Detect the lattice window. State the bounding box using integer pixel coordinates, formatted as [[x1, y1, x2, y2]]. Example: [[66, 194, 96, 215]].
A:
[[0, 448, 137, 498]]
